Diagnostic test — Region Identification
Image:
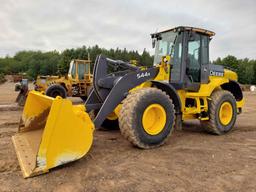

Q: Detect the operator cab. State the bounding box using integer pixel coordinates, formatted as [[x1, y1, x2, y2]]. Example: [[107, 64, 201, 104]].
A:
[[68, 59, 91, 81], [151, 26, 215, 92]]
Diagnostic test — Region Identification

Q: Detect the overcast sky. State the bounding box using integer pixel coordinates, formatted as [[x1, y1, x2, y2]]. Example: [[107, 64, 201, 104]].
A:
[[0, 0, 255, 60]]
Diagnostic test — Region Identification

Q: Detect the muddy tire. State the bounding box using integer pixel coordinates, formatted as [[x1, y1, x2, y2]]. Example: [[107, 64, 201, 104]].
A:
[[46, 84, 67, 98], [201, 90, 237, 135], [119, 87, 175, 149]]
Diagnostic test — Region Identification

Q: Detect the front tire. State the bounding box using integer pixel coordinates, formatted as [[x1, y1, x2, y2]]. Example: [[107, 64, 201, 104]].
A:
[[119, 88, 175, 149], [201, 90, 237, 135]]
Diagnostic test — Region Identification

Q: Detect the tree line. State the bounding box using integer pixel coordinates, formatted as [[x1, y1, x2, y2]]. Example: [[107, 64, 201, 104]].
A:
[[0, 45, 255, 85], [0, 45, 153, 79], [213, 55, 256, 85]]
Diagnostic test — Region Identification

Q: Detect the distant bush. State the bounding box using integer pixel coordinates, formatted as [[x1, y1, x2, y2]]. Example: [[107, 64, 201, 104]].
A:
[[213, 55, 256, 84], [0, 73, 6, 84], [0, 46, 153, 80], [0, 47, 255, 84]]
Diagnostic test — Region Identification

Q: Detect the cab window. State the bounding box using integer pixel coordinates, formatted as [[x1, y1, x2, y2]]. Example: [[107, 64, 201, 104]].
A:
[[71, 62, 76, 79], [78, 63, 86, 80], [187, 33, 201, 82], [170, 34, 183, 82], [201, 36, 209, 65]]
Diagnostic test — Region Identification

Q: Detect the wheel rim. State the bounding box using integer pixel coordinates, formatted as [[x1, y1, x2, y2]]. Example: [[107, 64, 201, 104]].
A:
[[219, 102, 233, 125], [142, 104, 166, 135]]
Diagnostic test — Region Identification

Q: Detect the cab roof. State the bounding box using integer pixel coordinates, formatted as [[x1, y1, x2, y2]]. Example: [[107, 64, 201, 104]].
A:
[[151, 26, 215, 38]]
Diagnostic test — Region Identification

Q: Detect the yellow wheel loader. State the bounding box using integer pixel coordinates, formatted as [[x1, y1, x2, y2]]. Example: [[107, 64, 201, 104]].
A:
[[12, 26, 244, 178], [35, 59, 93, 101]]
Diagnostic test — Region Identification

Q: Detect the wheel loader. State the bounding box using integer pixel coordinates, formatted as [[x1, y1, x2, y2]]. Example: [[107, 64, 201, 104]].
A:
[[12, 26, 244, 178], [15, 79, 29, 106], [35, 59, 93, 101]]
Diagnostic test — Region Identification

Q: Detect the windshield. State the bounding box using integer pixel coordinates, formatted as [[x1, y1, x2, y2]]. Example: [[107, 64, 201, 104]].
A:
[[77, 63, 90, 80], [153, 31, 178, 65], [68, 60, 76, 79]]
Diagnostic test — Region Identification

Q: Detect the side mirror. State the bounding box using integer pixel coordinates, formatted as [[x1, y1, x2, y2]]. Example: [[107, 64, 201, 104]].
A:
[[152, 39, 156, 48]]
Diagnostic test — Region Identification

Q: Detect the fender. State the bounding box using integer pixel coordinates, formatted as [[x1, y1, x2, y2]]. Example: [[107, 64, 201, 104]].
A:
[[151, 81, 182, 115], [221, 80, 243, 101]]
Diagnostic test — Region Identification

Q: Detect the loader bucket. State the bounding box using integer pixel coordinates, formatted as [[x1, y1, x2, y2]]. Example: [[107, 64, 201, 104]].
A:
[[12, 91, 94, 178]]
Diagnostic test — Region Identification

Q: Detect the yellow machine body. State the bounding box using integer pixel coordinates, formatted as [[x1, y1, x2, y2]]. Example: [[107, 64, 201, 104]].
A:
[[12, 91, 94, 178], [111, 57, 244, 121]]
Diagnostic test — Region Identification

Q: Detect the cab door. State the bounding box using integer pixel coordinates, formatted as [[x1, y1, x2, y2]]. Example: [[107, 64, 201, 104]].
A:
[[184, 32, 210, 91], [187, 33, 201, 83]]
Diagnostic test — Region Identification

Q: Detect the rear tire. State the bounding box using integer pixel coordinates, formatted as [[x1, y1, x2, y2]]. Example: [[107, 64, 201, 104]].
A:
[[201, 90, 237, 135], [89, 110, 119, 130], [46, 84, 67, 98], [102, 119, 119, 130], [80, 96, 87, 102], [119, 88, 175, 149]]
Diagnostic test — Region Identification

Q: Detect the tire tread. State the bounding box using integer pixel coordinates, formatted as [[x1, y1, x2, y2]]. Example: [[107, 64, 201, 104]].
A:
[[119, 87, 175, 149], [202, 90, 236, 135]]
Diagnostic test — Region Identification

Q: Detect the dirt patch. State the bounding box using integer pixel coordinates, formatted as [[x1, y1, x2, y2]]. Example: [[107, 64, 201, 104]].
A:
[[0, 82, 19, 105], [0, 104, 22, 112], [0, 82, 255, 192]]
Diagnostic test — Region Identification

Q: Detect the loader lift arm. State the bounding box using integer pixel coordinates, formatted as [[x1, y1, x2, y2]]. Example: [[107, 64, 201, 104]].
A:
[[85, 55, 159, 128]]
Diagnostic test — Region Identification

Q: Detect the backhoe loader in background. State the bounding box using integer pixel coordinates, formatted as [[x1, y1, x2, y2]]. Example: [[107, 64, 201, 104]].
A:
[[35, 59, 93, 101], [14, 59, 93, 107], [12, 26, 244, 178]]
